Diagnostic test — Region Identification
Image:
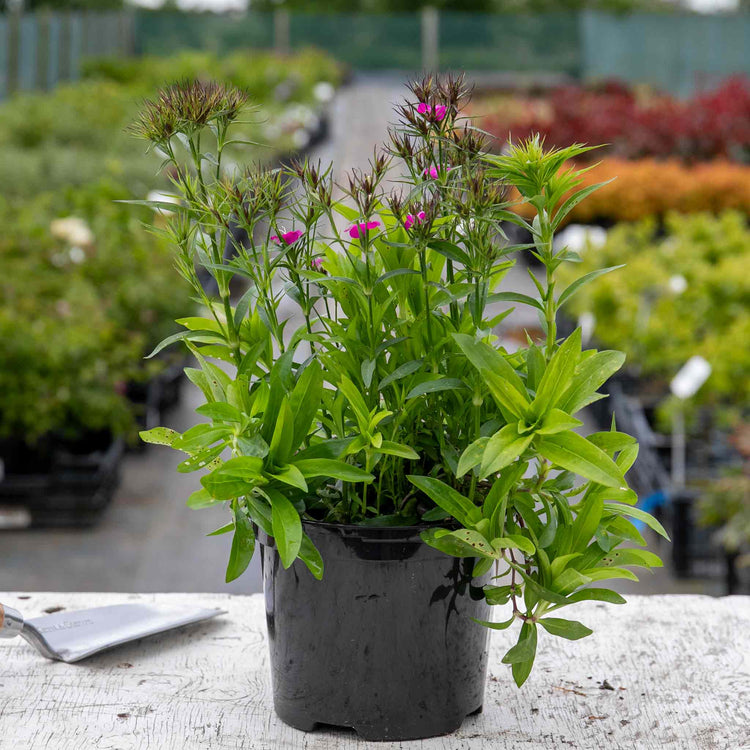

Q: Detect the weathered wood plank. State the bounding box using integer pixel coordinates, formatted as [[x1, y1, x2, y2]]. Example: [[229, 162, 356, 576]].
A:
[[0, 592, 747, 749]]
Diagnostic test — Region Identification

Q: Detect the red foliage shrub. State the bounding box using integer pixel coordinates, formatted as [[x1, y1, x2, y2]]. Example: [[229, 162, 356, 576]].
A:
[[476, 77, 750, 163]]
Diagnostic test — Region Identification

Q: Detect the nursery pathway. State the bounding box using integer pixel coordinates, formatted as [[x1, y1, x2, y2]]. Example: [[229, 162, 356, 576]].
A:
[[0, 75, 714, 597]]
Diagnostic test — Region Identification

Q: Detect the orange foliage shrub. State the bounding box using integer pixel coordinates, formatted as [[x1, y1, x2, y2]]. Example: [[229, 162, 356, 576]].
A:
[[512, 159, 750, 224]]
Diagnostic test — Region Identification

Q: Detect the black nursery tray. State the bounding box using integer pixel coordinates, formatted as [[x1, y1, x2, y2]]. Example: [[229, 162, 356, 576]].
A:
[[0, 434, 124, 528]]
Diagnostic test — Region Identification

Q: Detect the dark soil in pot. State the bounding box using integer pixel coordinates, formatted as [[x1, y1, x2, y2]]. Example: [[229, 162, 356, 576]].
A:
[[258, 520, 492, 741]]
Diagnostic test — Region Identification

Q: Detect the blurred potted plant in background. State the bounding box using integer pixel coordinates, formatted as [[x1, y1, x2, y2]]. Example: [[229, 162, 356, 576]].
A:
[[135, 75, 665, 741]]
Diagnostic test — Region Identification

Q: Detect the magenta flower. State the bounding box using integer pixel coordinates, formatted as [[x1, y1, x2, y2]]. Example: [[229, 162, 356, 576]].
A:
[[404, 211, 427, 230], [417, 102, 447, 121], [423, 165, 439, 179], [347, 221, 380, 239], [271, 229, 304, 246], [311, 257, 324, 271]]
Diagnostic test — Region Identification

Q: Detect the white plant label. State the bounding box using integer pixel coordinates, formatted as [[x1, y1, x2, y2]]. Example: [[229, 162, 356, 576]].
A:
[[670, 355, 712, 400]]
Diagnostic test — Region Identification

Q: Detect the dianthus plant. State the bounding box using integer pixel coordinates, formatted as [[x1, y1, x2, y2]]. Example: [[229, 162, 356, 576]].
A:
[[134, 76, 666, 685]]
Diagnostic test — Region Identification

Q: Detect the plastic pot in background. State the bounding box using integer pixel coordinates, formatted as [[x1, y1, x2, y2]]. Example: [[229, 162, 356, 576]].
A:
[[259, 521, 491, 741]]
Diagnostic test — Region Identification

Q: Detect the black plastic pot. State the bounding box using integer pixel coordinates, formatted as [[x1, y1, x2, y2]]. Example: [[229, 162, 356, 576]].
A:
[[259, 521, 491, 741]]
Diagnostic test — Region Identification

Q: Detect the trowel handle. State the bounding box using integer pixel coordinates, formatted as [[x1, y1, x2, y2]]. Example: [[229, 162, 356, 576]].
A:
[[0, 603, 24, 639]]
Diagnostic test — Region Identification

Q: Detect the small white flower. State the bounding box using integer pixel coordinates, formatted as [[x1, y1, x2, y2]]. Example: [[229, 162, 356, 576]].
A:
[[292, 129, 310, 149], [313, 81, 335, 104], [69, 246, 86, 264], [50, 216, 94, 247], [668, 275, 688, 295]]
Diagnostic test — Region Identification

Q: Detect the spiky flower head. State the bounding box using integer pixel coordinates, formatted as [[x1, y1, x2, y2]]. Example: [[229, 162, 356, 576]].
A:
[[131, 80, 250, 144]]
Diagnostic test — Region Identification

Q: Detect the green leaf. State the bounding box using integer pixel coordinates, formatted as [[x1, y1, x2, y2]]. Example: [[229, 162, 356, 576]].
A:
[[569, 496, 604, 553], [587, 430, 636, 455], [146, 329, 224, 359], [559, 351, 625, 414], [196, 403, 243, 423], [291, 458, 374, 483], [536, 431, 624, 488], [207, 522, 234, 537], [377, 441, 420, 459], [530, 329, 581, 416], [535, 408, 583, 435], [200, 456, 263, 499], [510, 623, 538, 687], [268, 464, 308, 492], [299, 533, 324, 580], [268, 489, 303, 569], [551, 179, 615, 230], [139, 427, 180, 447], [616, 443, 640, 473], [453, 334, 529, 417], [269, 398, 294, 466], [599, 548, 663, 569], [290, 361, 323, 448], [457, 437, 489, 478], [378, 360, 423, 389], [492, 535, 536, 555], [548, 588, 626, 611], [539, 617, 593, 640], [557, 264, 624, 308], [472, 557, 495, 578], [472, 615, 515, 630], [225, 502, 255, 583], [338, 376, 370, 432], [407, 475, 482, 527], [603, 503, 670, 540], [406, 378, 467, 399], [481, 424, 533, 478], [428, 239, 471, 266], [487, 291, 544, 312], [186, 488, 219, 509], [502, 624, 537, 664], [421, 528, 496, 558], [172, 424, 231, 453], [578, 566, 640, 583], [177, 444, 225, 474], [484, 584, 512, 605]]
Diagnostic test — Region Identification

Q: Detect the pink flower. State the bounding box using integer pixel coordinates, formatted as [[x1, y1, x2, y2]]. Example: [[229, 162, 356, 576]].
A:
[[311, 257, 324, 271], [347, 221, 380, 239], [423, 165, 439, 179], [271, 230, 304, 246], [417, 102, 447, 121], [404, 211, 427, 231]]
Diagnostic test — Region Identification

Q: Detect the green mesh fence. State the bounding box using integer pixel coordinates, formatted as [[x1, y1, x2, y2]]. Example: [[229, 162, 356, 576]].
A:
[[134, 11, 274, 56], [439, 12, 580, 75], [290, 13, 422, 70]]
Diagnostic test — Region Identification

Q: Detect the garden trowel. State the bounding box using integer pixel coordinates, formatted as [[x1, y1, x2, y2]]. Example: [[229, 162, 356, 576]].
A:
[[0, 600, 225, 663]]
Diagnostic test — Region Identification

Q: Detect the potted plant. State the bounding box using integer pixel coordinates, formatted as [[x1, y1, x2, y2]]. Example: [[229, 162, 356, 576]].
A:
[[134, 75, 666, 741]]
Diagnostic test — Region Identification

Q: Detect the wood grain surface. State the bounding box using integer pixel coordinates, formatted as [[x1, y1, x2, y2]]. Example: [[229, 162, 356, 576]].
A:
[[0, 592, 747, 749]]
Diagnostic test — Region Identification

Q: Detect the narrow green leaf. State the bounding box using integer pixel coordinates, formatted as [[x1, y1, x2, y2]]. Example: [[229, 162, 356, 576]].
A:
[[603, 503, 670, 540], [511, 623, 538, 687], [268, 464, 308, 492], [539, 617, 592, 640], [139, 427, 180, 447], [559, 350, 625, 414], [299, 533, 324, 580], [186, 488, 219, 509], [536, 409, 583, 435], [291, 458, 373, 483], [377, 441, 420, 459], [406, 378, 467, 399], [207, 522, 234, 537], [269, 399, 294, 466], [290, 361, 323, 448], [457, 437, 489, 478], [268, 489, 303, 569], [378, 360, 423, 389], [195, 403, 243, 423], [481, 424, 533, 478], [408, 475, 482, 527], [570, 496, 604, 553], [225, 503, 255, 583], [557, 264, 625, 308], [531, 329, 581, 415], [428, 239, 471, 266], [548, 588, 626, 611], [472, 615, 515, 630], [487, 291, 544, 312], [536, 431, 624, 488]]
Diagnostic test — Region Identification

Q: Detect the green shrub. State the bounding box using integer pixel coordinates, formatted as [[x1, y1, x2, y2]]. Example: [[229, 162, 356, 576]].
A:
[[558, 211, 750, 420]]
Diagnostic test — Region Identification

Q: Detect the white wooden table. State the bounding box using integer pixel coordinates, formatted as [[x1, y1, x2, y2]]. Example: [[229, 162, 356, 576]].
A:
[[0, 592, 747, 749]]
